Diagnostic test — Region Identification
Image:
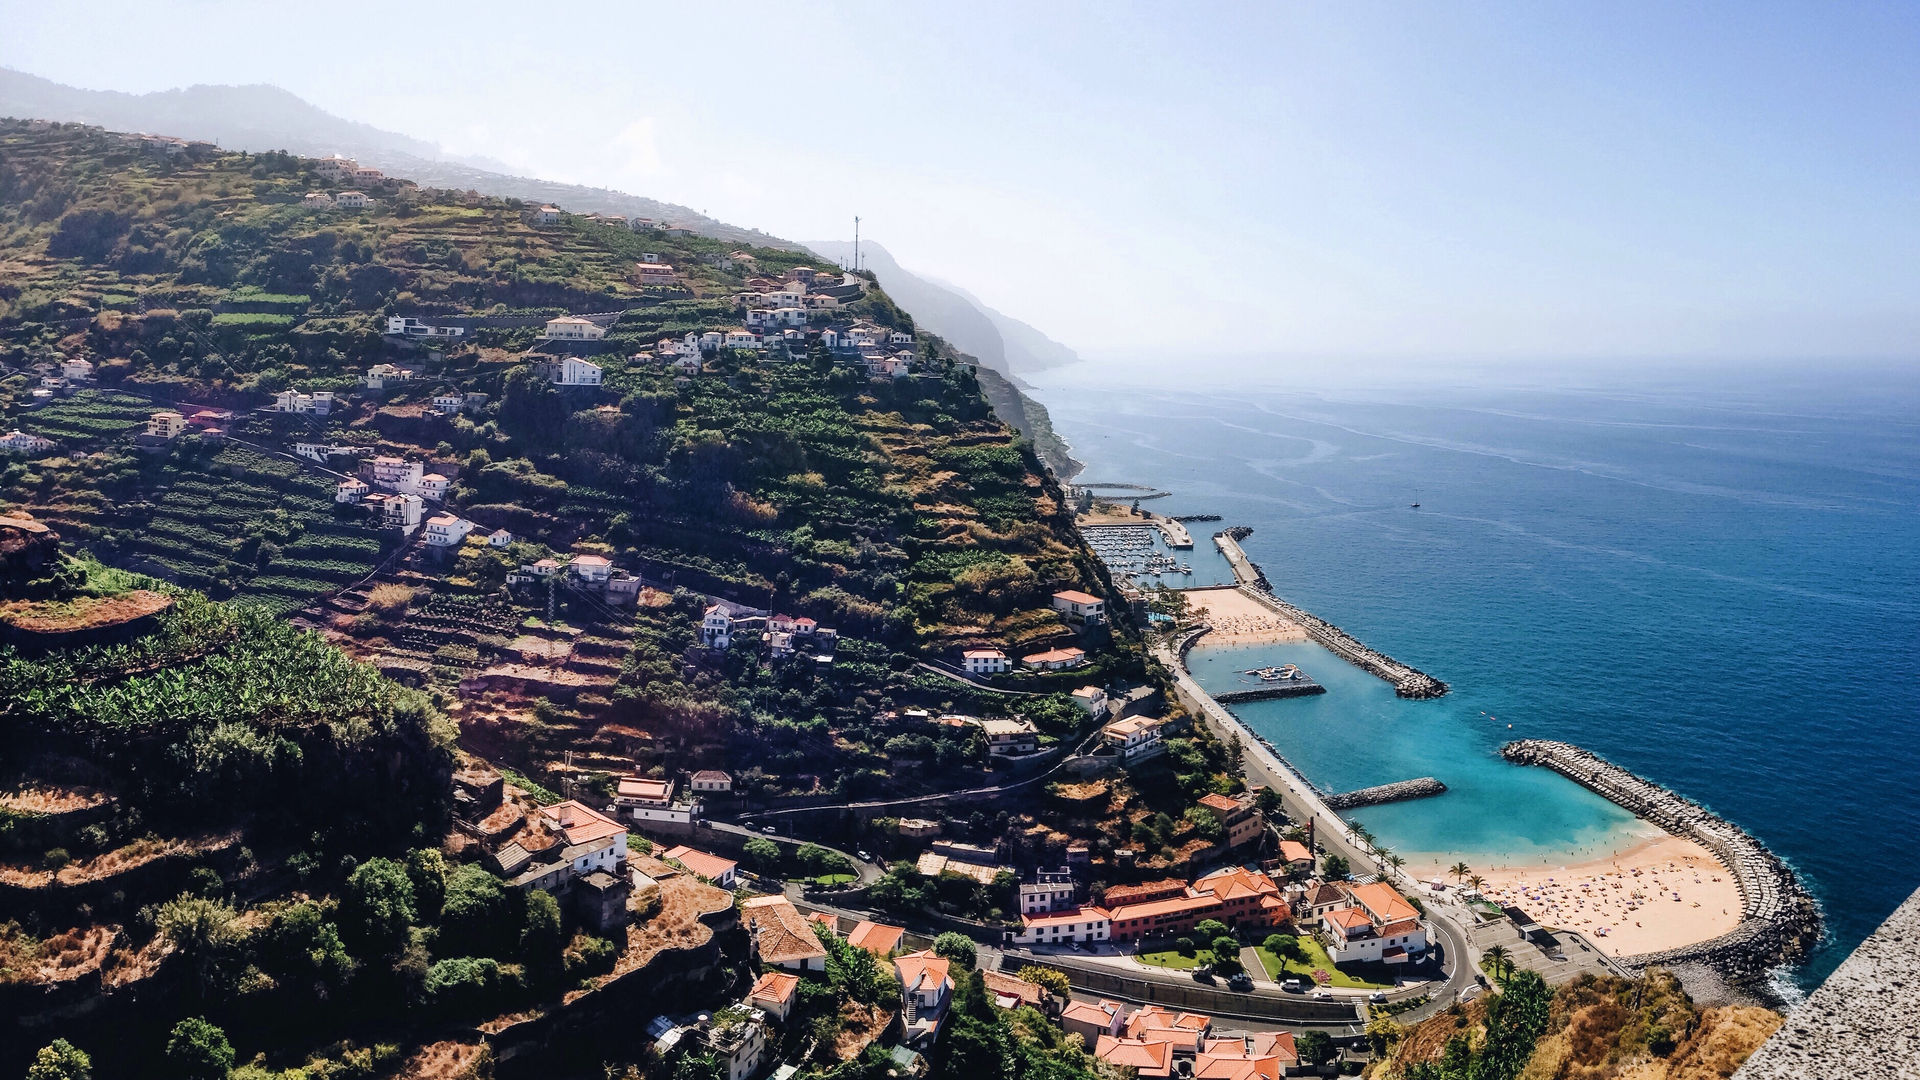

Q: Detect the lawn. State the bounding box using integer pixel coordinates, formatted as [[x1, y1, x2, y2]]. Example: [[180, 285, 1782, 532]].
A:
[[1254, 937, 1392, 989], [805, 873, 857, 887]]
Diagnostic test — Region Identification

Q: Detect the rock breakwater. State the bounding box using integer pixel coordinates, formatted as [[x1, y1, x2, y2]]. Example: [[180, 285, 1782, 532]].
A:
[[1324, 777, 1448, 810], [1502, 739, 1821, 983], [1214, 529, 1449, 699]]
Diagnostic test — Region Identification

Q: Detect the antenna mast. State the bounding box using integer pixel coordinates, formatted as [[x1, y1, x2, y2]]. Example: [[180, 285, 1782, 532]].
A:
[[853, 216, 861, 273]]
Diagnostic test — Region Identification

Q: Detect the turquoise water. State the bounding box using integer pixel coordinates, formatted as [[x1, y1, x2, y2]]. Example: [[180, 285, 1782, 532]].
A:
[[1026, 359, 1920, 985]]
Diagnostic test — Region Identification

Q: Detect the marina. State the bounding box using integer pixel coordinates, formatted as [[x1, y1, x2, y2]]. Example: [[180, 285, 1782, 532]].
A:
[[1080, 524, 1201, 582]]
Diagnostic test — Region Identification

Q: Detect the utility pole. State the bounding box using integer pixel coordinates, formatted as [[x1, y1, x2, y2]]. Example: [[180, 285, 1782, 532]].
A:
[[853, 216, 861, 273]]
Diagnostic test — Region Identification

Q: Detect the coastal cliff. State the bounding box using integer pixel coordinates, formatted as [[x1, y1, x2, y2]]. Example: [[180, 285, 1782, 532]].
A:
[[1501, 740, 1821, 984]]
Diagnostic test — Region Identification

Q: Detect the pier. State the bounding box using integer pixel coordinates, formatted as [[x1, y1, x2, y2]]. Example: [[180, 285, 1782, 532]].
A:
[[1213, 530, 1449, 699], [1324, 777, 1447, 810], [1502, 740, 1821, 979]]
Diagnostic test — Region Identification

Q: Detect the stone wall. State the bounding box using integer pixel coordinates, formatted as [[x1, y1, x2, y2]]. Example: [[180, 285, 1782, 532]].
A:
[[1501, 740, 1820, 983], [1733, 882, 1920, 1080], [1324, 777, 1447, 810]]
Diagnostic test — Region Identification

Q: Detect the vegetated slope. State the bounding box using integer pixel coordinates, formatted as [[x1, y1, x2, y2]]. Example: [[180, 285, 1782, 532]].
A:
[[0, 120, 1122, 794], [806, 239, 1080, 477], [0, 66, 790, 248]]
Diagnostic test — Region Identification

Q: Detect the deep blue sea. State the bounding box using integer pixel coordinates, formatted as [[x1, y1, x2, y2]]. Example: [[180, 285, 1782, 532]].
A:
[[1024, 357, 1920, 987]]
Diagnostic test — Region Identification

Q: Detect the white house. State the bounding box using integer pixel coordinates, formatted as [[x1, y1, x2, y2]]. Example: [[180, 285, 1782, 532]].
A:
[[704, 1009, 769, 1080], [1014, 906, 1112, 946], [1322, 882, 1429, 965], [553, 356, 604, 386], [894, 951, 955, 1046], [333, 191, 369, 209], [273, 389, 334, 415], [672, 356, 701, 375], [690, 770, 733, 794], [370, 456, 425, 492], [424, 513, 473, 547], [570, 553, 613, 583], [634, 262, 677, 285], [312, 156, 356, 180], [302, 192, 334, 209], [615, 776, 692, 825], [723, 329, 761, 351], [432, 395, 464, 414], [1071, 686, 1110, 717], [0, 430, 54, 455], [1019, 869, 1077, 916], [1021, 646, 1087, 671], [335, 477, 370, 503], [1051, 590, 1106, 625], [384, 318, 463, 340], [417, 473, 452, 500], [1102, 715, 1169, 764], [487, 528, 514, 547], [61, 358, 94, 381], [145, 411, 187, 439], [978, 718, 1039, 756], [362, 362, 413, 389], [889, 329, 916, 346], [962, 648, 1010, 676], [702, 605, 735, 649], [535, 205, 561, 225], [544, 316, 605, 341], [351, 167, 385, 185], [368, 492, 423, 530]]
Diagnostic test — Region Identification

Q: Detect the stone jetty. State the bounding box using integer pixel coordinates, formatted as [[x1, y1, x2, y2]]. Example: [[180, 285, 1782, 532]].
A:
[[1215, 680, 1327, 703], [1324, 777, 1447, 810], [1214, 529, 1450, 699], [1502, 740, 1822, 982]]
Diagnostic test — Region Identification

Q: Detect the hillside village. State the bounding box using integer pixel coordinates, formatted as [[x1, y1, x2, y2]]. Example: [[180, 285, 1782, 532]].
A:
[[0, 118, 1787, 1080]]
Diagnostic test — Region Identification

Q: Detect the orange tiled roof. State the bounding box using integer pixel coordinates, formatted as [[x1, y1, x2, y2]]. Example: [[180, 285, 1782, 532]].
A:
[[1377, 918, 1423, 938], [749, 970, 799, 1004], [741, 894, 828, 966], [847, 920, 906, 956], [980, 970, 1044, 1008], [660, 845, 736, 882], [1054, 590, 1103, 606], [535, 800, 626, 846], [1327, 906, 1373, 930], [1022, 905, 1111, 929], [1062, 999, 1126, 1029], [1279, 840, 1313, 863], [893, 949, 952, 994], [1197, 793, 1242, 815], [1095, 1036, 1172, 1077], [1350, 881, 1419, 924], [1102, 879, 1187, 906], [1105, 891, 1220, 924]]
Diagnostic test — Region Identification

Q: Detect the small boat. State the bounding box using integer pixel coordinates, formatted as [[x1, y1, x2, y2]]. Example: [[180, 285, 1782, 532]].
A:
[[1409, 502, 1421, 509]]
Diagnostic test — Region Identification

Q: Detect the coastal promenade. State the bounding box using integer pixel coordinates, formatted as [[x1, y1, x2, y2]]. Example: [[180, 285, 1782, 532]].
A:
[[1212, 530, 1448, 699], [1501, 740, 1821, 980]]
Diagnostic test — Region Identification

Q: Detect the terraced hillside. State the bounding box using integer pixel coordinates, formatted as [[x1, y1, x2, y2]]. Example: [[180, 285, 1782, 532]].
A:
[[0, 120, 1132, 797]]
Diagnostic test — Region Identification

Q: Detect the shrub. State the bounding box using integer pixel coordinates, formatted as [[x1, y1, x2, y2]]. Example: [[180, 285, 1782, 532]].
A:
[[25, 1039, 91, 1080], [422, 955, 503, 1016], [164, 1017, 234, 1080], [932, 932, 977, 970]]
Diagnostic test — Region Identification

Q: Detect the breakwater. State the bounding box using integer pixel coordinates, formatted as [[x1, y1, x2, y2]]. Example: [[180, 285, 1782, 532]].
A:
[[1325, 777, 1447, 810], [1216, 681, 1326, 703], [1501, 740, 1821, 982], [1214, 530, 1449, 699]]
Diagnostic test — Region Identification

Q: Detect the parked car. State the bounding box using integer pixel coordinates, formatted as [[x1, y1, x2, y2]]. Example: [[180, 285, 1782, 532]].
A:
[[1227, 972, 1254, 992], [1369, 992, 1389, 1004], [762, 824, 778, 834], [1282, 979, 1307, 993], [856, 850, 873, 862], [1192, 968, 1216, 984]]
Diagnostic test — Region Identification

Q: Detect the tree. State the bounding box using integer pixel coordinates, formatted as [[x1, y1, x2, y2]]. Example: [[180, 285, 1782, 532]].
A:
[[742, 837, 781, 872], [672, 1054, 726, 1080], [1264, 933, 1308, 973], [151, 894, 241, 996], [1471, 971, 1551, 1080], [1015, 965, 1071, 998], [933, 931, 977, 970], [422, 956, 504, 1016], [1366, 1009, 1406, 1057], [1210, 936, 1242, 963], [1450, 861, 1471, 883], [440, 865, 516, 957], [25, 1039, 92, 1080], [1254, 788, 1284, 822], [519, 888, 564, 976], [338, 857, 417, 957], [1482, 945, 1512, 984], [164, 1018, 233, 1080], [406, 848, 449, 919], [1322, 853, 1351, 879], [1193, 919, 1231, 944], [1174, 936, 1197, 956], [1468, 874, 1486, 893], [1296, 1030, 1335, 1068]]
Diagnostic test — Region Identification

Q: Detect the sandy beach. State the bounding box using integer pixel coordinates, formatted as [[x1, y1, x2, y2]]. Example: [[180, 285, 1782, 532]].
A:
[[1182, 587, 1309, 646], [1415, 833, 1742, 958]]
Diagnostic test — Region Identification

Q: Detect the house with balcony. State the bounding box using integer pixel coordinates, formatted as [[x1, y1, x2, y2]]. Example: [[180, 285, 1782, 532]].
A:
[[1019, 868, 1077, 915], [615, 775, 692, 825], [702, 605, 735, 649], [335, 478, 370, 503], [333, 191, 368, 209], [1192, 865, 1289, 933], [1102, 714, 1169, 764], [544, 316, 605, 341], [1062, 1000, 1130, 1045], [1321, 881, 1428, 965], [552, 356, 603, 386], [1014, 905, 1111, 946], [145, 411, 187, 439], [962, 648, 1010, 675], [977, 717, 1039, 755], [894, 950, 954, 1048], [634, 261, 677, 285], [700, 1007, 770, 1080], [0, 431, 54, 455], [1021, 646, 1087, 671], [423, 513, 473, 547]]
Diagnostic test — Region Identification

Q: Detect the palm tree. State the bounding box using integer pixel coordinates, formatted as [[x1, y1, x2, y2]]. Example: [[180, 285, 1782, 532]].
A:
[[1468, 874, 1486, 892], [1482, 945, 1511, 983], [1387, 853, 1406, 876], [1450, 861, 1471, 883]]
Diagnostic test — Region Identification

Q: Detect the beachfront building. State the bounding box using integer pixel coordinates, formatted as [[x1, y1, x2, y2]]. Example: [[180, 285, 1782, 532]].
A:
[[1014, 906, 1111, 946], [1103, 714, 1170, 764], [1278, 840, 1315, 876], [1321, 881, 1428, 965], [962, 648, 1010, 675], [1051, 589, 1107, 626]]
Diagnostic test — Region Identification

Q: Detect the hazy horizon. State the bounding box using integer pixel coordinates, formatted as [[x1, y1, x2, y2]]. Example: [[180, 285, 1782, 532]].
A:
[[4, 1, 1917, 363]]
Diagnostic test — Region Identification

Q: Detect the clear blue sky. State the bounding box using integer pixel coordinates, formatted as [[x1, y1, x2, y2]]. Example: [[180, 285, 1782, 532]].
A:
[[4, 1, 1916, 360]]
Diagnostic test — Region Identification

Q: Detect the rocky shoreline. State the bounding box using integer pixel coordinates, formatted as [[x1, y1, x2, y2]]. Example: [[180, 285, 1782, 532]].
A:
[[1501, 740, 1822, 986]]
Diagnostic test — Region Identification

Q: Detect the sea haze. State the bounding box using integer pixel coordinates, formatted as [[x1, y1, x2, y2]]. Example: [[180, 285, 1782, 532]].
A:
[[1025, 357, 1920, 987]]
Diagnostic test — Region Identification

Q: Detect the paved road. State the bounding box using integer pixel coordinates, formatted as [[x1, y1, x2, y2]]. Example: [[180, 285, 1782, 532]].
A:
[[699, 820, 884, 886]]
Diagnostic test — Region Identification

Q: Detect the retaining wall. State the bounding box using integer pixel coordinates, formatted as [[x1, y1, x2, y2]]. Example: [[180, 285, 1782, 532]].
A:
[[1501, 740, 1821, 982]]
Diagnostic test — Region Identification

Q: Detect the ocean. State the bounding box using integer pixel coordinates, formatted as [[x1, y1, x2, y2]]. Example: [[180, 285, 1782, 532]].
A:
[[1023, 357, 1920, 987]]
